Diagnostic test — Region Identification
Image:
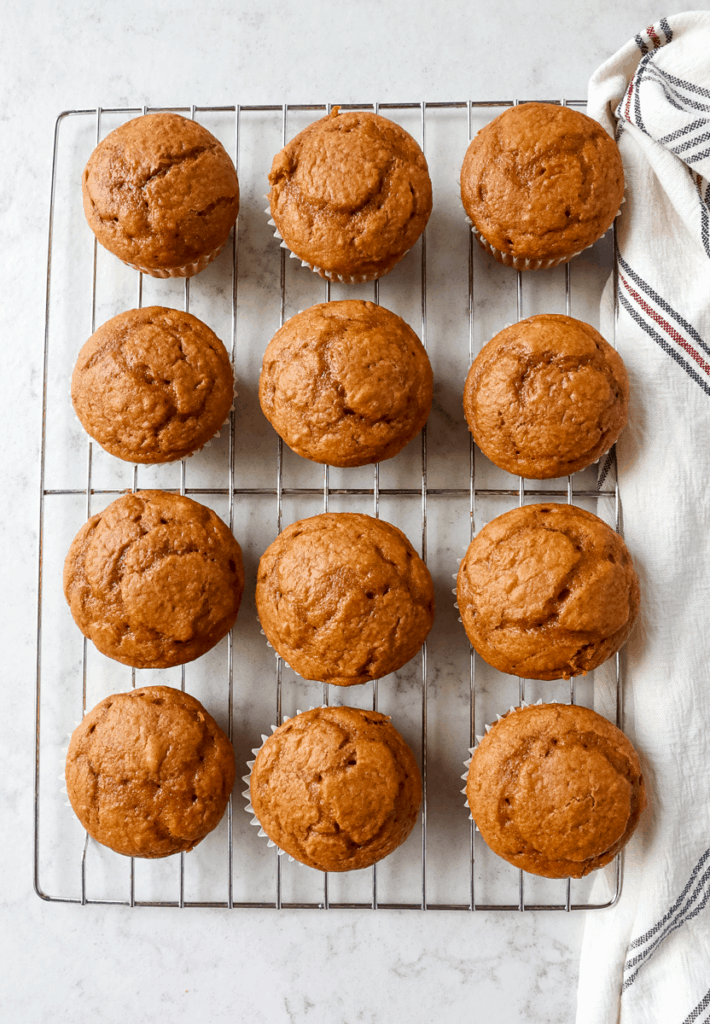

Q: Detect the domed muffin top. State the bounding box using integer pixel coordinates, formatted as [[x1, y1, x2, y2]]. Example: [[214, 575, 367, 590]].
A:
[[250, 706, 421, 872], [82, 112, 239, 272], [268, 108, 432, 280], [461, 103, 624, 263], [457, 503, 639, 680]]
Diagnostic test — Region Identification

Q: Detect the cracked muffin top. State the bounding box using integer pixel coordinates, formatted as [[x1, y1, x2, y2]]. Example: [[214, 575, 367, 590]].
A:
[[256, 512, 434, 686], [460, 103, 624, 266], [72, 306, 234, 464], [249, 706, 421, 871], [82, 112, 239, 274], [466, 702, 646, 878], [464, 314, 629, 479], [63, 491, 244, 669], [268, 107, 432, 280], [259, 300, 432, 467], [457, 503, 639, 680], [66, 685, 235, 859]]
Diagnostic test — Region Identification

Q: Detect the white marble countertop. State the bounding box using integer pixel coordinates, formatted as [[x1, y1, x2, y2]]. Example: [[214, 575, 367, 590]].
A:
[[4, 2, 707, 1021]]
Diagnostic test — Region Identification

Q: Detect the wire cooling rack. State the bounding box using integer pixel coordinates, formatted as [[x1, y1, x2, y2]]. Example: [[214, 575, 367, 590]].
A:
[[35, 100, 623, 911]]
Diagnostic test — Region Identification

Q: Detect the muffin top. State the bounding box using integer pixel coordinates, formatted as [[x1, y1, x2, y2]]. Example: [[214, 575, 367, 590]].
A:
[[82, 112, 240, 272], [66, 686, 235, 859], [72, 307, 234, 464], [466, 702, 646, 878], [464, 314, 629, 478], [268, 108, 432, 279], [457, 503, 639, 680], [256, 512, 434, 686], [250, 706, 421, 872], [64, 491, 244, 669], [259, 300, 432, 467], [460, 103, 624, 263]]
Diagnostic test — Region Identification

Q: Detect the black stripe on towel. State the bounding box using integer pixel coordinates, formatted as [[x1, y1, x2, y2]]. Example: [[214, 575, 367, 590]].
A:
[[659, 117, 710, 146], [649, 62, 710, 100], [628, 849, 710, 950], [616, 251, 710, 357], [623, 860, 710, 990], [682, 986, 710, 1024], [618, 293, 710, 398], [672, 128, 710, 156], [642, 64, 710, 114], [627, 847, 708, 950], [597, 450, 615, 490], [687, 145, 710, 166]]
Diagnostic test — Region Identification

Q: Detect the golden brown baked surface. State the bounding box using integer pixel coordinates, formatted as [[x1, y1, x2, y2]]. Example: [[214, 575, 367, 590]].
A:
[[66, 686, 235, 859], [250, 706, 421, 871], [259, 300, 432, 467], [63, 491, 244, 669], [457, 504, 639, 680], [460, 103, 624, 265], [256, 512, 434, 686], [82, 113, 239, 272], [71, 307, 234, 464], [464, 314, 629, 479], [268, 108, 432, 279], [466, 703, 646, 878]]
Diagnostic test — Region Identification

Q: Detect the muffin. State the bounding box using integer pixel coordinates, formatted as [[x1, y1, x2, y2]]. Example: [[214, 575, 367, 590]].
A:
[[82, 112, 239, 277], [248, 706, 421, 871], [256, 512, 434, 686], [259, 300, 433, 467], [460, 103, 624, 270], [464, 314, 629, 478], [466, 702, 647, 878], [457, 503, 639, 680], [72, 307, 234, 464], [64, 491, 244, 669], [268, 107, 432, 281], [66, 686, 235, 858]]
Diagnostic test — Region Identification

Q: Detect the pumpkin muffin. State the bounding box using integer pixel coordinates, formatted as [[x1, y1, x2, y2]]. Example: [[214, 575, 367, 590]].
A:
[[63, 491, 244, 669], [457, 503, 639, 680], [256, 513, 434, 686], [249, 706, 421, 871], [66, 686, 235, 859], [464, 314, 629, 478], [259, 300, 432, 467], [82, 112, 239, 277], [72, 307, 234, 464], [466, 702, 647, 878], [267, 107, 432, 281], [460, 103, 624, 269]]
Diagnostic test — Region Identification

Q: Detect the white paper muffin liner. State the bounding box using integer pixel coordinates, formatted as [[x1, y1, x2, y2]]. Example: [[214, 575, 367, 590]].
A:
[[255, 614, 294, 667], [241, 707, 326, 864], [471, 222, 579, 270], [463, 195, 625, 271], [121, 240, 227, 279], [459, 698, 545, 823], [264, 200, 405, 284]]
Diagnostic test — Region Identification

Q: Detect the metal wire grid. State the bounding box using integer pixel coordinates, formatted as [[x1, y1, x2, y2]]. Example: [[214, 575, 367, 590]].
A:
[[35, 99, 623, 911]]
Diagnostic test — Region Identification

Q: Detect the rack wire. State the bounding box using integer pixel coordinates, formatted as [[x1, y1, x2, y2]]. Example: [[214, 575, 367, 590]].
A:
[[35, 100, 623, 911]]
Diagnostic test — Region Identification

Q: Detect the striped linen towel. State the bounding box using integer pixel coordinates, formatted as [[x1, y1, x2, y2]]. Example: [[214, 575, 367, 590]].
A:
[[578, 11, 710, 1024]]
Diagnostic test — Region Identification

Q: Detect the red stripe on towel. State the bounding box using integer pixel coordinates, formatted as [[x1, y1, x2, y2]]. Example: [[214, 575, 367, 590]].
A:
[[647, 25, 662, 48], [620, 275, 710, 377]]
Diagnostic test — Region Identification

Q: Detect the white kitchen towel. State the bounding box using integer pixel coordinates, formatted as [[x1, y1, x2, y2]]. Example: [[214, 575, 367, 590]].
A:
[[578, 11, 710, 1024]]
